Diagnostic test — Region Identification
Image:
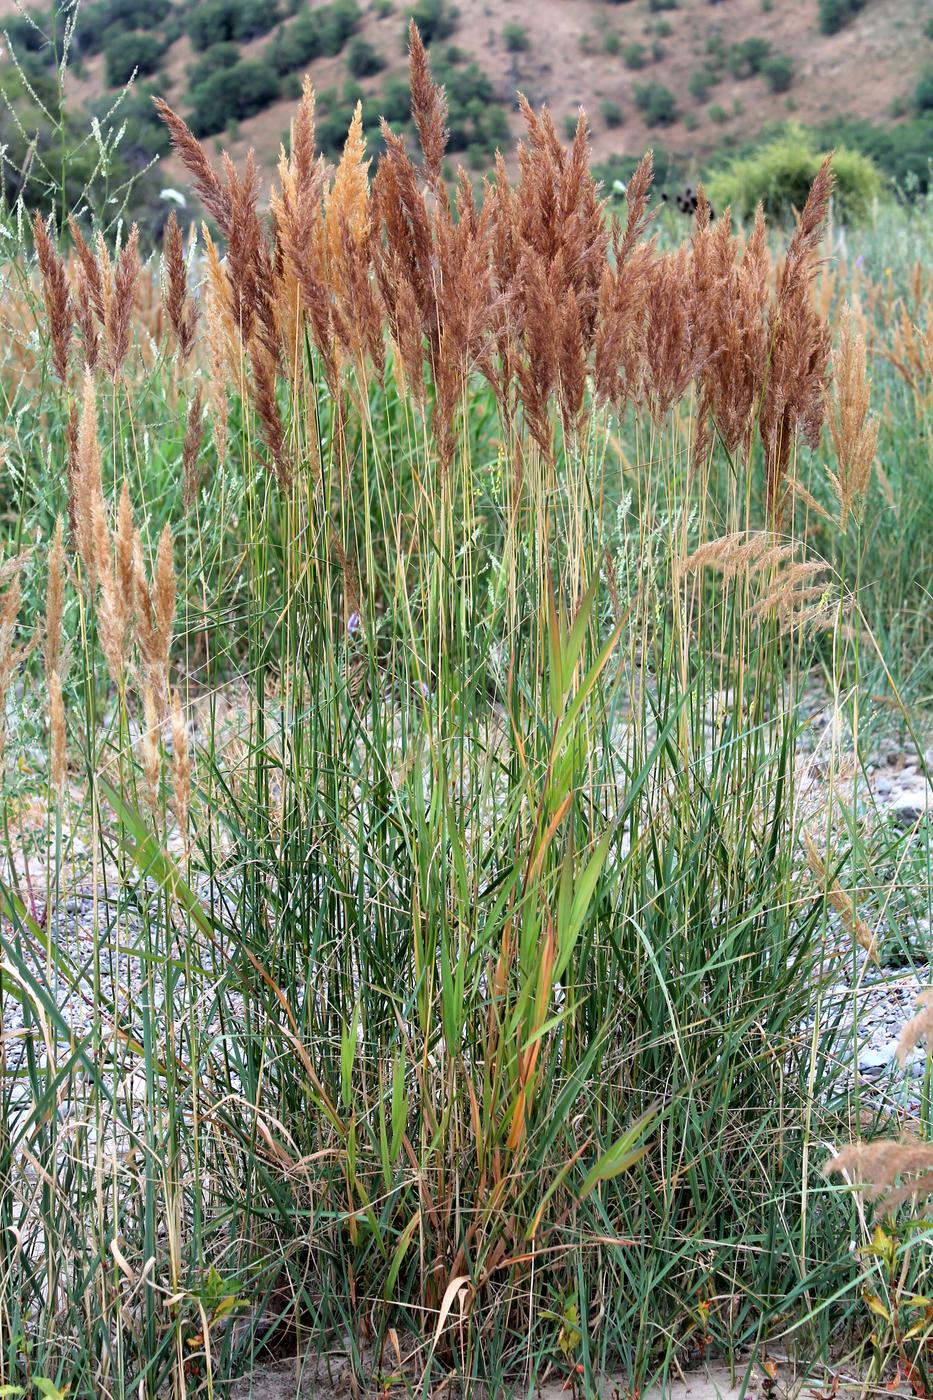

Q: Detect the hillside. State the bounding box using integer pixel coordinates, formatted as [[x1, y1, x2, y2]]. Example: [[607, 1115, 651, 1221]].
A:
[[0, 0, 930, 214]]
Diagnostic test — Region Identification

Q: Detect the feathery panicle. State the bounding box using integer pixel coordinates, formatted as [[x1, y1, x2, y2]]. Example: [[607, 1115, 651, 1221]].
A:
[[825, 303, 878, 526], [324, 102, 370, 285], [96, 481, 136, 688], [68, 217, 104, 370], [154, 98, 232, 232], [105, 225, 140, 380], [803, 830, 878, 963], [759, 156, 834, 514], [643, 246, 699, 422], [202, 267, 232, 463], [33, 211, 72, 384], [408, 21, 448, 188], [250, 345, 290, 486], [163, 211, 198, 363], [826, 1140, 933, 1214], [75, 372, 105, 587], [68, 217, 105, 324], [135, 525, 176, 702], [896, 989, 933, 1068]]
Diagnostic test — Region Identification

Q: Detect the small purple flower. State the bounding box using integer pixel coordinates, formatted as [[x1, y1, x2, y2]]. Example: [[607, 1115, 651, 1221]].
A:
[[347, 611, 361, 637], [855, 254, 865, 270], [420, 681, 430, 699]]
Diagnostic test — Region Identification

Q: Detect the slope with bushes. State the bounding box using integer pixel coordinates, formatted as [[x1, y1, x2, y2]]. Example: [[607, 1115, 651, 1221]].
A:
[[0, 0, 930, 231]]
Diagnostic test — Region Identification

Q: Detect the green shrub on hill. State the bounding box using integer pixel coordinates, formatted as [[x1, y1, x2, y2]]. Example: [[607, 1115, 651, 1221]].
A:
[[634, 81, 678, 125], [728, 36, 772, 78], [708, 126, 883, 222], [762, 52, 795, 93], [817, 0, 866, 35], [264, 1, 361, 74], [189, 58, 281, 134], [103, 30, 165, 86], [76, 0, 172, 54], [347, 37, 386, 76], [187, 0, 281, 51], [402, 0, 458, 45]]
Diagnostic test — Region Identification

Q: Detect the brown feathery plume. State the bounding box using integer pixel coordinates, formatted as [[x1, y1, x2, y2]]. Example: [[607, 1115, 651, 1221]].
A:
[[202, 265, 232, 464], [695, 204, 771, 458], [759, 156, 834, 515], [826, 1140, 933, 1214], [896, 989, 933, 1068], [96, 481, 136, 688], [134, 525, 176, 702], [642, 246, 700, 422], [154, 98, 233, 233], [322, 102, 370, 290], [747, 557, 837, 634], [249, 345, 290, 486], [273, 82, 338, 387], [678, 531, 794, 582], [515, 250, 560, 452], [803, 829, 878, 962], [73, 270, 101, 372], [825, 303, 879, 526], [408, 21, 448, 189], [68, 217, 103, 371], [593, 154, 656, 410], [163, 211, 198, 363], [373, 125, 436, 357], [33, 211, 72, 384], [68, 217, 105, 324], [324, 109, 386, 381], [105, 225, 140, 379], [75, 372, 105, 587], [170, 687, 190, 847], [182, 388, 205, 512]]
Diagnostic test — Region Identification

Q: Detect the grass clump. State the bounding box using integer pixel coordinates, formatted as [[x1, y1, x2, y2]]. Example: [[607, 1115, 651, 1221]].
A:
[[0, 16, 932, 1400]]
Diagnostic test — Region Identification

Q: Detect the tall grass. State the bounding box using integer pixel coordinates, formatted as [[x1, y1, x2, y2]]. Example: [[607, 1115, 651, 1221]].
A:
[[0, 29, 931, 1399]]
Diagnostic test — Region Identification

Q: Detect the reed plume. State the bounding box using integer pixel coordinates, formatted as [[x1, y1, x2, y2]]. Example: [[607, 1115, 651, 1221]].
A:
[[759, 156, 833, 515], [33, 211, 72, 385], [825, 303, 878, 526], [163, 211, 198, 364], [826, 1140, 933, 1214], [802, 829, 878, 962], [105, 225, 140, 380], [896, 990, 933, 1068]]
